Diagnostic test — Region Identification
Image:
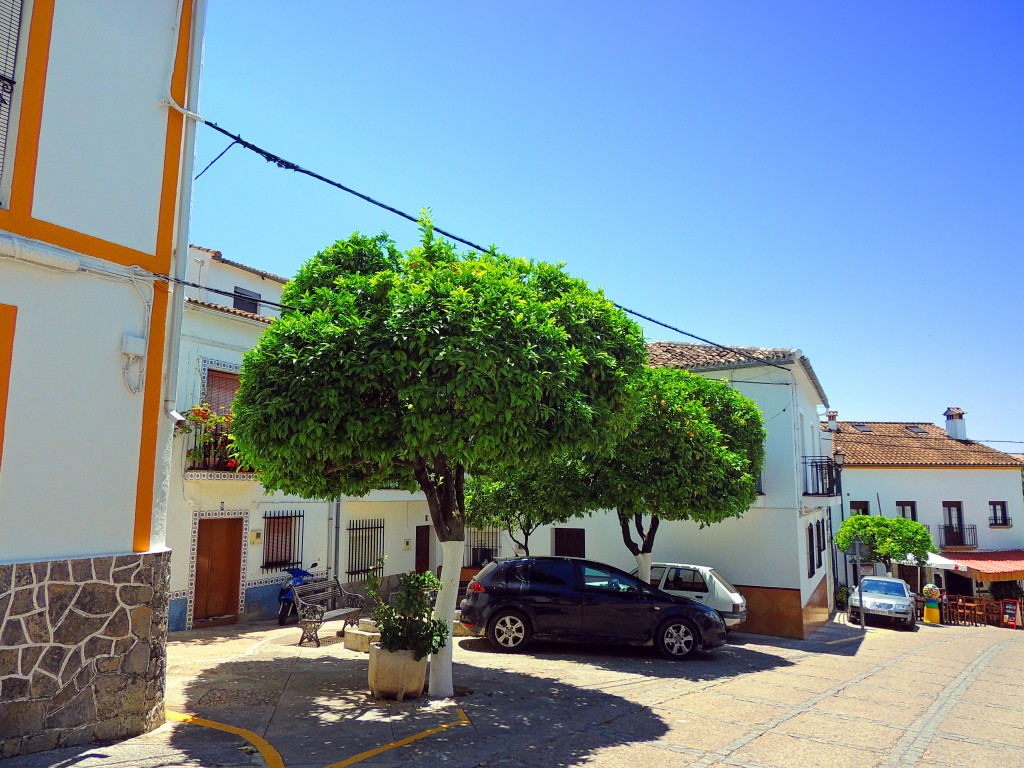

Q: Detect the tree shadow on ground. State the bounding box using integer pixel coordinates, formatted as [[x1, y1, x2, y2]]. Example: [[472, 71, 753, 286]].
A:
[[456, 634, 796, 685], [169, 652, 675, 768]]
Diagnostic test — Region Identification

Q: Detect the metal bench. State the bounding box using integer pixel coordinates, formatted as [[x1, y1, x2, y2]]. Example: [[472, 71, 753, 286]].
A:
[[292, 577, 365, 647]]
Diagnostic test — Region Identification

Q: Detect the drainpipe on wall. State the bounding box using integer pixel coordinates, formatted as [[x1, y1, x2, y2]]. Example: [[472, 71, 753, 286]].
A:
[[162, 0, 208, 424]]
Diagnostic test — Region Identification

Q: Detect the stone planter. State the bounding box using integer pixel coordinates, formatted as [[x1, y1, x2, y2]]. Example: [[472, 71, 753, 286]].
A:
[[367, 643, 427, 701]]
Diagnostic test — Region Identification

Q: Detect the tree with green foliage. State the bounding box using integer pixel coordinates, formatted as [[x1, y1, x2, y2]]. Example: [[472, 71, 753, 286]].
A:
[[590, 367, 765, 582], [833, 515, 937, 575], [230, 216, 647, 697], [470, 367, 766, 583], [465, 459, 592, 556]]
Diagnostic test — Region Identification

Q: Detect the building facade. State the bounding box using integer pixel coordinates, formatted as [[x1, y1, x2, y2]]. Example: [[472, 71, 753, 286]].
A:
[[830, 409, 1024, 594], [0, 0, 205, 757]]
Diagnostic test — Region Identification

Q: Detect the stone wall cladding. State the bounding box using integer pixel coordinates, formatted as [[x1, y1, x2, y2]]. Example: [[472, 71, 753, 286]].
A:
[[0, 550, 170, 758]]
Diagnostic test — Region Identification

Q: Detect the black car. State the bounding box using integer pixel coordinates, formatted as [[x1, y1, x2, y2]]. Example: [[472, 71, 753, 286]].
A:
[[459, 556, 728, 659]]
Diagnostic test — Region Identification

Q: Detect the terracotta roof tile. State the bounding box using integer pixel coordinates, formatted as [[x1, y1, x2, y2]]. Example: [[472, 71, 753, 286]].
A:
[[186, 297, 274, 324], [191, 246, 290, 284], [645, 341, 829, 406], [647, 341, 797, 370], [827, 421, 1023, 468]]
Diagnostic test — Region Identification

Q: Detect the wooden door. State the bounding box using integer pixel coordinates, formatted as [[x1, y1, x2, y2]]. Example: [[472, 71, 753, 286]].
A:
[[194, 517, 243, 626], [553, 528, 585, 558], [415, 525, 431, 573]]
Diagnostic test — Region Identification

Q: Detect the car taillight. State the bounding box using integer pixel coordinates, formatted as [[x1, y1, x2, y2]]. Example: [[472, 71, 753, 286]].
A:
[[468, 581, 486, 593], [733, 602, 742, 612]]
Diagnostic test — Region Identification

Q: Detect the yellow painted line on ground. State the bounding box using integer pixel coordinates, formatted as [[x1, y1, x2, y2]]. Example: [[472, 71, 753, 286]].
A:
[[323, 707, 471, 768], [166, 709, 285, 768]]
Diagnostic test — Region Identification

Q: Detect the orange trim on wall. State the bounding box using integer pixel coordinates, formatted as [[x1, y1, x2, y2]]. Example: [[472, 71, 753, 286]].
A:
[[133, 0, 197, 552], [0, 304, 16, 475], [0, 0, 171, 274]]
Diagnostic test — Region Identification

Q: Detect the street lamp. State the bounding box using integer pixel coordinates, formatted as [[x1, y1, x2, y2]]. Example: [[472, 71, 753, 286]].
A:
[[833, 446, 845, 467]]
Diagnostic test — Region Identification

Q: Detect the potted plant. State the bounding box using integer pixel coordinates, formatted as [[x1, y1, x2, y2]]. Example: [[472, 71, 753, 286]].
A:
[[835, 585, 849, 610], [366, 569, 448, 701]]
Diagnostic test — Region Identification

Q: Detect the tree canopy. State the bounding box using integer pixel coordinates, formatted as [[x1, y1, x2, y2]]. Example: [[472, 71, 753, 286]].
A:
[[231, 219, 646, 522], [834, 515, 937, 573]]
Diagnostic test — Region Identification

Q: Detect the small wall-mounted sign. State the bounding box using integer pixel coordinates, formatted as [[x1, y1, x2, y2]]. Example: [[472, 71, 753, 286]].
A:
[[249, 529, 263, 546], [403, 538, 412, 551]]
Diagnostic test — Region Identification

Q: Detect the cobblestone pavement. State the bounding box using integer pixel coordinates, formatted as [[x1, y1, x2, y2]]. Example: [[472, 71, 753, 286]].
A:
[[4, 615, 1024, 768]]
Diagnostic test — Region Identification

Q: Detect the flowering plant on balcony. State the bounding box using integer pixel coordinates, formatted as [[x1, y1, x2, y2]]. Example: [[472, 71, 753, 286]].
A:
[[175, 403, 250, 472]]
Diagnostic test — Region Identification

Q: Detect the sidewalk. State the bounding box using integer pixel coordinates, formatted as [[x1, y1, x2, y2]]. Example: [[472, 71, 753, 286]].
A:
[[4, 615, 1024, 768]]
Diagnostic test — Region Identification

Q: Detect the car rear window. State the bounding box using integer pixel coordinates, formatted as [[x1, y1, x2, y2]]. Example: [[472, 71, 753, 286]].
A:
[[649, 565, 666, 586], [709, 569, 738, 594]]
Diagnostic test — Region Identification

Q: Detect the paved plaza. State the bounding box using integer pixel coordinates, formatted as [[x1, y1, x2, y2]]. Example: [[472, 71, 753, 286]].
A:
[[3, 615, 1024, 768]]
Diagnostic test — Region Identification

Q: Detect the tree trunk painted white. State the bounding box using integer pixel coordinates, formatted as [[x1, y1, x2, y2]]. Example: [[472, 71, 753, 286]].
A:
[[428, 538, 463, 698], [634, 552, 653, 585]]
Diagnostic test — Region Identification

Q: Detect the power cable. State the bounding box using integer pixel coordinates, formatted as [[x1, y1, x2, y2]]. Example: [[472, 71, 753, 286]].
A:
[[195, 139, 237, 180], [198, 121, 791, 373]]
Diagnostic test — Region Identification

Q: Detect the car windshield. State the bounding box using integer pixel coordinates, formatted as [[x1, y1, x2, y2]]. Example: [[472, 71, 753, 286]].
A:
[[860, 579, 908, 597]]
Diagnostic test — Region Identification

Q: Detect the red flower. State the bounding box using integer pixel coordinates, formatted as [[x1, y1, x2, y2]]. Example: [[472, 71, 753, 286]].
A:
[[227, 459, 239, 469]]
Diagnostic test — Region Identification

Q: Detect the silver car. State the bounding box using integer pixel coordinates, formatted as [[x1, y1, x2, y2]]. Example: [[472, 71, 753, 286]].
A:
[[847, 576, 916, 630]]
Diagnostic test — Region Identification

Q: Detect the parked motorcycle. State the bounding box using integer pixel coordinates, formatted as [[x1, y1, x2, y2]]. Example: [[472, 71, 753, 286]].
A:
[[278, 562, 319, 625]]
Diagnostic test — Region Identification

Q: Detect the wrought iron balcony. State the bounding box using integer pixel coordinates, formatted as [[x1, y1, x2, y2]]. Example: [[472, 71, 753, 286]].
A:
[[802, 456, 841, 497], [989, 514, 1013, 528], [178, 410, 251, 473], [939, 524, 978, 548]]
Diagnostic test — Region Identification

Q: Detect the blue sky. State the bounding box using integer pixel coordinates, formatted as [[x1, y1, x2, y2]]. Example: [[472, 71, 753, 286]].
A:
[[188, 2, 1024, 447]]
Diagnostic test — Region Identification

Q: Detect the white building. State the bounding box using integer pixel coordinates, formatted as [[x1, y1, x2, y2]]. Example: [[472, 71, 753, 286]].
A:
[[0, 1, 205, 757], [830, 409, 1024, 594], [167, 247, 439, 630]]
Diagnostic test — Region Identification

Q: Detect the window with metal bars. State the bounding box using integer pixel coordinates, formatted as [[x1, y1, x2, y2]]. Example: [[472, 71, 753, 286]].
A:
[[347, 518, 384, 578], [261, 510, 303, 571], [464, 527, 500, 567], [0, 0, 22, 207]]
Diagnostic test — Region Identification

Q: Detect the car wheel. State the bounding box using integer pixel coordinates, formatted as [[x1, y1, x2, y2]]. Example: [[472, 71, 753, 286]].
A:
[[847, 608, 857, 623], [904, 616, 917, 631], [655, 618, 699, 660], [487, 610, 532, 653]]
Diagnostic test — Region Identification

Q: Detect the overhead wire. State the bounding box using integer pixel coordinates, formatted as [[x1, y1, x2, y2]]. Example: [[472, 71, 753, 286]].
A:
[[188, 122, 1021, 445], [196, 121, 791, 373]]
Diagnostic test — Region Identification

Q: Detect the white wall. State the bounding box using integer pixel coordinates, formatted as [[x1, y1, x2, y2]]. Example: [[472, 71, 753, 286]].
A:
[[0, 258, 153, 561], [840, 467, 1024, 552], [32, 1, 180, 254]]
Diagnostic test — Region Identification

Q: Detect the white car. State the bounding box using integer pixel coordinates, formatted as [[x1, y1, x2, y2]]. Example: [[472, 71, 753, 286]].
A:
[[632, 562, 748, 628], [847, 576, 916, 630]]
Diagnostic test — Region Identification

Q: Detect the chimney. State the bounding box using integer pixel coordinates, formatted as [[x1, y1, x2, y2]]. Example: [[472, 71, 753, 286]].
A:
[[826, 410, 838, 432], [944, 407, 966, 440]]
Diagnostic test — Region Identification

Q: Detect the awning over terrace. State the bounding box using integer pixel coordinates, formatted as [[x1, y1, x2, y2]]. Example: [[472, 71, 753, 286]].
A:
[[901, 552, 971, 572], [939, 550, 1024, 581]]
